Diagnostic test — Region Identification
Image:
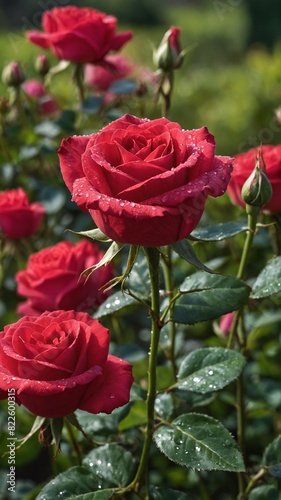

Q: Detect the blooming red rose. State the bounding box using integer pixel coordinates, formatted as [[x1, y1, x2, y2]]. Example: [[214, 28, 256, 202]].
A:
[[84, 54, 135, 92], [0, 310, 133, 418], [58, 114, 233, 246], [26, 6, 132, 65], [228, 145, 281, 214], [22, 79, 59, 116], [0, 188, 44, 240], [16, 240, 113, 316]]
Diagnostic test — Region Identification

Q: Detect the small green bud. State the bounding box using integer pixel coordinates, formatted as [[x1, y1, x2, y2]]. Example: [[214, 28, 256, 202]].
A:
[[35, 54, 50, 77], [154, 26, 184, 72], [2, 61, 26, 87], [241, 151, 272, 214]]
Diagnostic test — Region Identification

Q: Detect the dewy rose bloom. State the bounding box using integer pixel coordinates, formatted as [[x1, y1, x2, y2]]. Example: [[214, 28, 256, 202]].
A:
[[26, 6, 132, 64], [58, 114, 233, 247], [0, 188, 44, 240], [228, 145, 281, 214], [16, 240, 113, 316], [0, 310, 133, 418]]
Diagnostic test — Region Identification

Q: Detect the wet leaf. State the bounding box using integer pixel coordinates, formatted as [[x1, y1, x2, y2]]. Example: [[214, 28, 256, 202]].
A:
[[251, 256, 281, 298], [190, 221, 248, 241], [175, 347, 245, 393], [154, 413, 245, 471]]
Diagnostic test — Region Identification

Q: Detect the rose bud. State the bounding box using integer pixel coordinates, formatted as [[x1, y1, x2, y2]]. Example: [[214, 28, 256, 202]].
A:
[[154, 26, 184, 72], [35, 54, 50, 77], [241, 152, 272, 215], [2, 61, 26, 87]]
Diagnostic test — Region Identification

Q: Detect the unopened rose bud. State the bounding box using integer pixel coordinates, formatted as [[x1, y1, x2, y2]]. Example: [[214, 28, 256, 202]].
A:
[[154, 26, 184, 72], [274, 106, 281, 126], [2, 61, 26, 87], [241, 152, 272, 214], [35, 54, 50, 76]]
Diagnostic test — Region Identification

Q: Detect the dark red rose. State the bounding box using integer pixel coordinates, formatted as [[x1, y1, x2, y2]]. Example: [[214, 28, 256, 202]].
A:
[[16, 240, 113, 316], [58, 114, 233, 246], [0, 188, 44, 240], [228, 145, 281, 214], [26, 6, 132, 64], [0, 310, 133, 418]]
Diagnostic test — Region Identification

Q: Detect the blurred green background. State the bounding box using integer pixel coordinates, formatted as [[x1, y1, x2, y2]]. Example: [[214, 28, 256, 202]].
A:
[[1, 0, 281, 155]]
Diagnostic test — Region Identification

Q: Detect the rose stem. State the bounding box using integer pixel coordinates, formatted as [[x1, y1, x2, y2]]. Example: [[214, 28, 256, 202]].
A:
[[64, 417, 82, 465], [73, 63, 85, 104], [119, 247, 161, 496], [161, 246, 177, 381], [227, 211, 259, 496]]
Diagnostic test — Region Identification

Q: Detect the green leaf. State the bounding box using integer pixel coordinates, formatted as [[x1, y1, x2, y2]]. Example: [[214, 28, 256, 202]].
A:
[[38, 186, 66, 214], [36, 466, 114, 499], [150, 486, 193, 499], [155, 393, 174, 420], [153, 413, 245, 471], [75, 406, 128, 436], [173, 273, 249, 324], [81, 96, 103, 114], [55, 109, 76, 133], [263, 435, 281, 465], [109, 79, 139, 94], [190, 221, 248, 241], [251, 256, 281, 298], [175, 347, 245, 393], [19, 145, 39, 160], [69, 227, 112, 242], [248, 485, 280, 500], [83, 444, 136, 487], [94, 290, 143, 319], [269, 464, 281, 479], [172, 239, 217, 273], [82, 241, 124, 277], [35, 121, 61, 138], [118, 400, 147, 431]]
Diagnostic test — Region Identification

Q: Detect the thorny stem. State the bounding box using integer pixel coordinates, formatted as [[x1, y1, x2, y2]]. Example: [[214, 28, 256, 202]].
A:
[[73, 63, 85, 104], [227, 211, 259, 496], [161, 246, 177, 381], [117, 247, 161, 497]]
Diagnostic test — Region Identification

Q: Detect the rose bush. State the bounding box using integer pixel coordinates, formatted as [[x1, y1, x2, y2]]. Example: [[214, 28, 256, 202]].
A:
[[0, 188, 44, 240], [26, 6, 133, 64], [0, 310, 133, 418], [58, 114, 233, 246], [228, 145, 281, 214], [16, 240, 113, 316]]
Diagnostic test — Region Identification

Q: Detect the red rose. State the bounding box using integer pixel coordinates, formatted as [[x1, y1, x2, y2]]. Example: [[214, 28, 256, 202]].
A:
[[26, 6, 132, 64], [16, 240, 113, 316], [228, 145, 281, 214], [0, 310, 133, 418], [85, 54, 135, 92], [0, 188, 44, 240], [58, 114, 233, 246]]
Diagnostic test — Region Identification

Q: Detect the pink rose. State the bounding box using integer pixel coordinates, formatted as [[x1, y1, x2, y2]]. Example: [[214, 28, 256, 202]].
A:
[[22, 79, 59, 116], [16, 240, 113, 316], [85, 54, 135, 92], [26, 6, 133, 64], [228, 145, 281, 214], [0, 188, 44, 240], [0, 310, 133, 418], [58, 114, 233, 247]]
